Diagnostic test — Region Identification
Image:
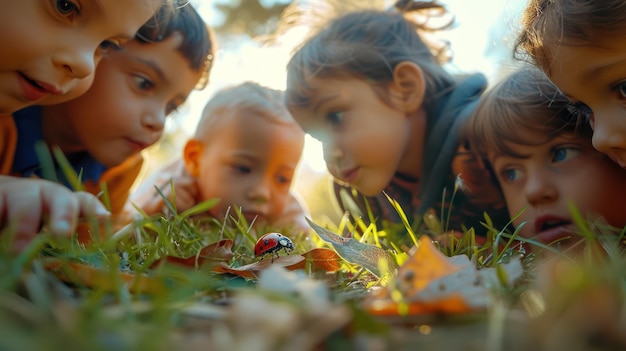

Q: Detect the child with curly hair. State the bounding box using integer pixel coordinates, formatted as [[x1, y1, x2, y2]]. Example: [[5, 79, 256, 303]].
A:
[[468, 67, 626, 249]]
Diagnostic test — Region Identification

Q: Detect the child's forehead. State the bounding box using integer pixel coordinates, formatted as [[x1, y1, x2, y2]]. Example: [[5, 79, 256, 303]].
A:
[[98, 0, 162, 33], [207, 109, 301, 138], [207, 120, 303, 164], [287, 68, 361, 106], [218, 108, 292, 125]]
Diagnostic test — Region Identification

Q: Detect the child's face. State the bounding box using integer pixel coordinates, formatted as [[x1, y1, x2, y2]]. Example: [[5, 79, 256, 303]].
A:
[[547, 35, 626, 168], [56, 33, 202, 167], [192, 111, 304, 226], [0, 0, 161, 115], [489, 132, 626, 246], [288, 76, 413, 196]]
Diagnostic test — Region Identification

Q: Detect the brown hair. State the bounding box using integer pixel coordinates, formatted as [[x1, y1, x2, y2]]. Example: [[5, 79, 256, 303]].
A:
[[285, 0, 455, 115], [514, 0, 626, 74], [468, 67, 592, 159]]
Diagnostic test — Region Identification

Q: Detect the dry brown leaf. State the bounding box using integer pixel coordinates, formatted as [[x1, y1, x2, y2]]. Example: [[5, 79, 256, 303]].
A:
[[396, 236, 466, 296], [213, 255, 305, 279], [213, 248, 341, 279], [42, 257, 166, 294], [363, 235, 522, 316], [286, 248, 342, 272], [151, 239, 234, 269]]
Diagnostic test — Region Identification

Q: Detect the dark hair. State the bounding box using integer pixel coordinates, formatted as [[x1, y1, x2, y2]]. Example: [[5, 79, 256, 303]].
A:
[[468, 67, 592, 159], [285, 0, 455, 115], [514, 0, 626, 74], [136, 2, 215, 89]]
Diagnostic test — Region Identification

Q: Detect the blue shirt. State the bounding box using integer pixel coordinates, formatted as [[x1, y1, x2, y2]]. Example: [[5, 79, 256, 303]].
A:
[[12, 106, 106, 189]]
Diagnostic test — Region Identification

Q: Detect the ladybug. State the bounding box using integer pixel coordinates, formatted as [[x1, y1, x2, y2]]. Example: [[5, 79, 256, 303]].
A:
[[254, 232, 294, 261]]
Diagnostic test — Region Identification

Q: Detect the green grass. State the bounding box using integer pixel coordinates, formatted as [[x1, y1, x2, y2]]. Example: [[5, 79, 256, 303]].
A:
[[1, 148, 625, 349], [1, 199, 625, 350]]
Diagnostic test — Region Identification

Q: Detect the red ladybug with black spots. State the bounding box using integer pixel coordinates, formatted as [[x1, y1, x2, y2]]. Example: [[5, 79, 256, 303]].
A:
[[254, 232, 294, 261]]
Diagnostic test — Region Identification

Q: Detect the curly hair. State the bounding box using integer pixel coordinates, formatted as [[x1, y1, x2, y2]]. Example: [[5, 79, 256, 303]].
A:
[[468, 67, 591, 159], [514, 0, 626, 74]]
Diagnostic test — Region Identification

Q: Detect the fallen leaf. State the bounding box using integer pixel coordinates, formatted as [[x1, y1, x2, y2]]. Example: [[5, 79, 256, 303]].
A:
[[396, 236, 466, 296], [306, 218, 397, 278], [213, 255, 305, 279], [42, 257, 166, 294], [289, 248, 342, 272], [150, 239, 234, 269], [363, 235, 523, 316], [212, 248, 342, 279]]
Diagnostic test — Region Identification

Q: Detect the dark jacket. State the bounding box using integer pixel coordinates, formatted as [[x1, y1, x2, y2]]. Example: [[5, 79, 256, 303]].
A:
[[333, 73, 509, 235]]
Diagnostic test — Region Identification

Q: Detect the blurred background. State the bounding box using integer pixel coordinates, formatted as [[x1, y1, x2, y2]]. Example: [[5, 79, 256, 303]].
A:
[[138, 0, 528, 223]]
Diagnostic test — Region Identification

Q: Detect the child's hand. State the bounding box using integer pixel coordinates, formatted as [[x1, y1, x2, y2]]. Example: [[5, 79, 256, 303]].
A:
[[0, 176, 109, 251], [141, 174, 199, 216], [165, 173, 199, 214]]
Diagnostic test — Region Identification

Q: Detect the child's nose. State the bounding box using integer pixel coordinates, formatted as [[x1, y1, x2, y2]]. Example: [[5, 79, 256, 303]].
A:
[[54, 49, 94, 80], [524, 170, 558, 206], [323, 140, 345, 163], [247, 178, 272, 202], [142, 109, 166, 132], [591, 113, 626, 156]]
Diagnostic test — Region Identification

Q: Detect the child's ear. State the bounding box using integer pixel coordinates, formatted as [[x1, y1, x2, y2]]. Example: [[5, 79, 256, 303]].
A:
[[183, 139, 203, 177], [390, 61, 426, 113]]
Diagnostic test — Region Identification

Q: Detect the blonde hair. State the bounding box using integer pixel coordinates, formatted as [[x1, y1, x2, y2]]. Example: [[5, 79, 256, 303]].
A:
[[194, 81, 301, 140]]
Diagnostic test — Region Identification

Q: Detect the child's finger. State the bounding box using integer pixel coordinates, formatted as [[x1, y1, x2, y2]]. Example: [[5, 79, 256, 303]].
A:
[[75, 191, 110, 217], [1, 183, 49, 250], [45, 191, 109, 236], [41, 185, 82, 237]]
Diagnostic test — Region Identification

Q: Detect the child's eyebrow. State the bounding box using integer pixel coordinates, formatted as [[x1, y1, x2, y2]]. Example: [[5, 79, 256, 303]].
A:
[[277, 165, 297, 173], [134, 57, 166, 82], [589, 57, 626, 76], [312, 94, 338, 112], [230, 151, 258, 161]]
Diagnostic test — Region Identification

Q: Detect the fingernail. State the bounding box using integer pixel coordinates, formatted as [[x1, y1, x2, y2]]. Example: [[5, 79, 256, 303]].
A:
[[95, 207, 111, 216], [52, 220, 71, 235]]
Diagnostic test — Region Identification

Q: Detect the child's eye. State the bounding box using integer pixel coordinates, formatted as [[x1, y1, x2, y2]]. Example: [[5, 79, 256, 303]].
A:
[[500, 168, 521, 183], [233, 165, 251, 174], [326, 111, 344, 126], [551, 146, 580, 163], [55, 0, 80, 17], [98, 40, 122, 55], [132, 75, 154, 91], [616, 81, 626, 100], [276, 175, 291, 185]]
